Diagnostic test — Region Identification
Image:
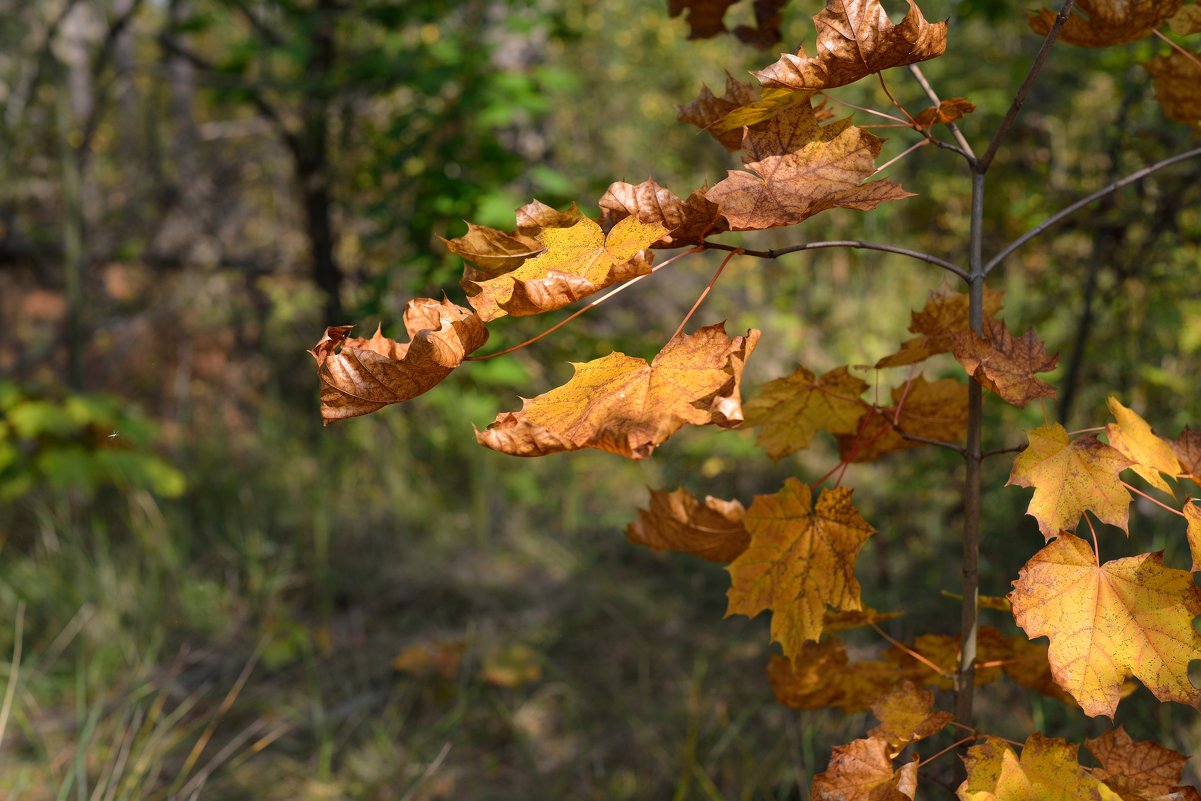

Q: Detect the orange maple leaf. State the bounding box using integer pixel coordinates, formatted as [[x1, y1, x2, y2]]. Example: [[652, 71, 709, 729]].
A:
[[837, 376, 967, 462], [950, 316, 1058, 407], [309, 298, 488, 424], [1086, 726, 1201, 801], [913, 97, 976, 130], [726, 479, 875, 663], [867, 682, 953, 755], [812, 737, 918, 801], [465, 216, 666, 321], [1029, 0, 1181, 48], [1007, 423, 1132, 539], [754, 0, 947, 91], [598, 179, 727, 247], [1009, 532, 1201, 718], [744, 364, 869, 459], [1184, 503, 1201, 573], [958, 735, 1110, 800], [476, 324, 759, 460], [1105, 397, 1180, 493], [875, 287, 1004, 368], [768, 639, 903, 713], [626, 486, 749, 563], [705, 100, 913, 231]]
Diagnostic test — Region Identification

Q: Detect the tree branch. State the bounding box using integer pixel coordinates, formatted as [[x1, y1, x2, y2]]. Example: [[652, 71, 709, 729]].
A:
[[897, 431, 966, 454], [985, 145, 1201, 275], [907, 64, 976, 162], [977, 0, 1077, 173], [701, 239, 967, 280]]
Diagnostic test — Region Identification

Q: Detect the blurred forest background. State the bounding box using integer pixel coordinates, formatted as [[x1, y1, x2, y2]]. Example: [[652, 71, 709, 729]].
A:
[[2, 0, 1200, 798]]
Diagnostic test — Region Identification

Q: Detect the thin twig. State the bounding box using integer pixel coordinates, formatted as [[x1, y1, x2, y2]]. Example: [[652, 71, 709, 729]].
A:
[[820, 91, 910, 124], [670, 249, 739, 341], [981, 444, 1023, 459], [877, 72, 917, 125], [878, 70, 970, 159], [977, 0, 1078, 172], [871, 139, 929, 176], [1154, 29, 1201, 72], [1122, 480, 1186, 517], [869, 622, 947, 676], [907, 64, 977, 161], [897, 431, 966, 454], [985, 145, 1201, 274], [919, 736, 979, 769], [464, 247, 701, 361], [702, 239, 967, 280]]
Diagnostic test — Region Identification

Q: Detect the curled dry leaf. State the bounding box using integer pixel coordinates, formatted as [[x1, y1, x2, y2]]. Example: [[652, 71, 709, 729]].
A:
[[598, 179, 727, 247], [515, 199, 583, 236], [950, 316, 1058, 408], [837, 376, 968, 462], [626, 486, 749, 563], [1146, 49, 1201, 127], [958, 735, 1110, 801], [812, 737, 918, 801], [913, 97, 976, 130], [310, 298, 488, 425], [706, 101, 913, 230], [443, 224, 543, 283], [744, 364, 869, 459], [754, 0, 947, 91], [875, 286, 1004, 368], [867, 682, 953, 754], [1009, 532, 1201, 718], [1171, 426, 1201, 488], [465, 216, 666, 321], [1086, 726, 1201, 801], [1006, 422, 1132, 539], [768, 638, 902, 713], [476, 324, 759, 460], [1105, 396, 1180, 493], [1029, 0, 1181, 48], [726, 479, 875, 664]]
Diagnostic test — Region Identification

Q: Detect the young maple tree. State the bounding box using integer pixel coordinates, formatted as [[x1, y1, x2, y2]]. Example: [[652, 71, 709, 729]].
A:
[[310, 0, 1201, 795]]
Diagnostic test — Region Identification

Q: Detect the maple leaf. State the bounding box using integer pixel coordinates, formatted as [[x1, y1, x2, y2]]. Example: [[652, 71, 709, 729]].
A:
[[678, 74, 761, 151], [744, 365, 869, 459], [1009, 532, 1201, 718], [875, 287, 1004, 368], [958, 734, 1109, 801], [598, 179, 727, 247], [754, 0, 947, 92], [1006, 423, 1132, 539], [1184, 503, 1201, 573], [913, 97, 976, 130], [309, 299, 488, 425], [669, 0, 741, 39], [476, 324, 759, 459], [514, 199, 583, 236], [1171, 427, 1201, 488], [1168, 4, 1201, 34], [706, 101, 912, 230], [726, 479, 875, 663], [812, 738, 918, 801], [1086, 726, 1201, 801], [950, 316, 1058, 407], [1105, 397, 1180, 493], [823, 606, 904, 632], [768, 639, 904, 712], [1000, 635, 1080, 707], [626, 486, 749, 563], [1146, 49, 1201, 127], [733, 0, 789, 49], [867, 682, 953, 754], [1029, 0, 1181, 48], [838, 377, 968, 463], [442, 224, 544, 284], [465, 216, 666, 321]]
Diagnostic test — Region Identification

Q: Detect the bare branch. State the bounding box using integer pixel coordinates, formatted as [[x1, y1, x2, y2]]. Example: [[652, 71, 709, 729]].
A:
[[907, 64, 976, 161], [701, 239, 968, 280], [897, 431, 966, 454], [977, 0, 1077, 173], [985, 145, 1201, 275]]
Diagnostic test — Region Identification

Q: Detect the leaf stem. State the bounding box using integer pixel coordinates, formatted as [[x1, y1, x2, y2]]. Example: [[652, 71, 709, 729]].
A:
[[981, 444, 1023, 459], [919, 736, 979, 769], [669, 248, 739, 341], [871, 139, 930, 177], [819, 91, 910, 125], [1084, 513, 1101, 566], [985, 144, 1201, 274], [464, 247, 702, 361], [1066, 426, 1105, 436], [907, 64, 977, 161], [1153, 28, 1201, 72], [1121, 480, 1187, 517], [977, 0, 1078, 172], [869, 622, 947, 677], [702, 239, 967, 280]]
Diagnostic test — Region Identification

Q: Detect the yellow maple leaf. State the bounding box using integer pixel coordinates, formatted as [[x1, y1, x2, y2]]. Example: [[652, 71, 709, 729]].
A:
[[626, 486, 749, 563], [1186, 504, 1201, 573], [744, 364, 869, 459], [959, 734, 1109, 801], [1006, 423, 1132, 539], [476, 324, 758, 460], [726, 479, 875, 663], [1008, 532, 1201, 718], [465, 216, 667, 321], [867, 682, 953, 755], [812, 737, 918, 801], [1105, 397, 1181, 493]]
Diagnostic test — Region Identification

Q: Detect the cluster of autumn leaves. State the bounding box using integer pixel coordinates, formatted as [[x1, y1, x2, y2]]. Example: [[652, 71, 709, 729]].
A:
[[311, 0, 1201, 793]]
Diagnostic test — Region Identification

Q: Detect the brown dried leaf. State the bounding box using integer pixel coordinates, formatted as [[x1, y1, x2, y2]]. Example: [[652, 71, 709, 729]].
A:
[[392, 636, 468, 680], [875, 287, 1004, 368], [480, 643, 542, 688], [1146, 49, 1201, 127], [868, 682, 953, 754], [734, 0, 790, 49], [1009, 532, 1201, 718], [678, 74, 761, 151], [1030, 0, 1181, 48], [310, 299, 488, 425], [1001, 635, 1080, 707], [515, 200, 583, 237], [744, 365, 869, 459], [950, 316, 1058, 407], [812, 737, 918, 801], [913, 97, 976, 130], [465, 216, 665, 321], [706, 100, 912, 230], [627, 486, 750, 563], [1105, 397, 1181, 493], [1007, 423, 1132, 539], [1172, 427, 1201, 488], [476, 324, 759, 460], [1184, 503, 1201, 573], [837, 377, 967, 463], [754, 0, 947, 91], [669, 0, 742, 39], [1168, 4, 1201, 34], [442, 224, 544, 284], [599, 179, 727, 247], [1087, 726, 1201, 801], [767, 639, 902, 712], [727, 479, 875, 663]]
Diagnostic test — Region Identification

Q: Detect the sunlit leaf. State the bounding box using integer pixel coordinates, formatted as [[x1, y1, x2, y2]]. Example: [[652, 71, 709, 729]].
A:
[[627, 486, 749, 562]]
